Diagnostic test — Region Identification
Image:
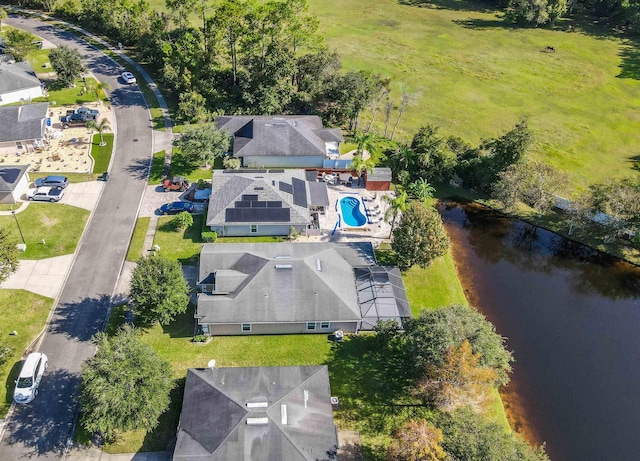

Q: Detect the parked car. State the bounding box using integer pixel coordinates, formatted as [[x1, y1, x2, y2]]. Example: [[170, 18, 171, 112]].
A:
[[163, 176, 190, 192], [13, 352, 48, 404], [60, 107, 99, 128], [35, 175, 68, 189], [160, 201, 195, 215], [27, 187, 64, 202], [121, 71, 136, 84]]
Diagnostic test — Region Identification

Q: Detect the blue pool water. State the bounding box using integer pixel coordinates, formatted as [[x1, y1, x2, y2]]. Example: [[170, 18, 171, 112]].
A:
[[339, 196, 367, 227]]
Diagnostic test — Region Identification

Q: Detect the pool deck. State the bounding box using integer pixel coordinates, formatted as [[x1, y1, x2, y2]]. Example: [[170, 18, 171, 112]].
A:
[[301, 183, 395, 245]]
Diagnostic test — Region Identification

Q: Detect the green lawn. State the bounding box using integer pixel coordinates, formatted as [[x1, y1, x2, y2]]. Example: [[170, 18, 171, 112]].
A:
[[166, 151, 213, 183], [149, 151, 165, 184], [307, 0, 640, 194], [0, 290, 53, 417], [152, 215, 203, 263], [0, 204, 89, 259], [126, 217, 150, 262], [41, 77, 105, 106], [25, 48, 51, 73], [89, 133, 114, 173]]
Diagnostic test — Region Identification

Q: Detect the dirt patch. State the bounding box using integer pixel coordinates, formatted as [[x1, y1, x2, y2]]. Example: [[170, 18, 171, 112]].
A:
[[40, 215, 58, 228]]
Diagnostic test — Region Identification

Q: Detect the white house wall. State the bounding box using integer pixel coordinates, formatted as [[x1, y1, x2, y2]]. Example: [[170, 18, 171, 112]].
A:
[[242, 155, 325, 169], [211, 224, 306, 237], [205, 321, 359, 336], [0, 86, 44, 106]]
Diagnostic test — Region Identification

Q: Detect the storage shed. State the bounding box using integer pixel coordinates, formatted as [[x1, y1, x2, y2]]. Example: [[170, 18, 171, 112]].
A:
[[365, 167, 392, 191]]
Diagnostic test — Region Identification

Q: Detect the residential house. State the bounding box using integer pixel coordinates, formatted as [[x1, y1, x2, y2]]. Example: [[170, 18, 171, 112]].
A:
[[196, 242, 412, 336], [0, 102, 48, 155], [0, 165, 30, 204], [173, 365, 339, 461], [0, 62, 44, 106], [215, 115, 343, 168], [206, 169, 330, 237]]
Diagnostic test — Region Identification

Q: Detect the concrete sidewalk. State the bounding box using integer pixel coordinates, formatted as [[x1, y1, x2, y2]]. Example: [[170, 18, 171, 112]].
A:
[[66, 446, 171, 461]]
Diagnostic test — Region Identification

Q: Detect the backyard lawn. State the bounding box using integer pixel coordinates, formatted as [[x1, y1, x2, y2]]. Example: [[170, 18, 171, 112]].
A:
[[0, 204, 89, 259], [0, 290, 53, 418]]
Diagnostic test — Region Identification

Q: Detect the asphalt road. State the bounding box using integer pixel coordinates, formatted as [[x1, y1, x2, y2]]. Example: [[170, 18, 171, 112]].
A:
[[0, 15, 153, 460]]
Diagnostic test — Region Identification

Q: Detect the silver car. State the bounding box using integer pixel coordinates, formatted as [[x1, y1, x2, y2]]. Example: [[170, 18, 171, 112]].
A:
[[27, 186, 64, 202], [14, 352, 48, 404]]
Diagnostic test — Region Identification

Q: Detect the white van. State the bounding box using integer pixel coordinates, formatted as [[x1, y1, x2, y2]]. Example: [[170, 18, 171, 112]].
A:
[[13, 352, 48, 404]]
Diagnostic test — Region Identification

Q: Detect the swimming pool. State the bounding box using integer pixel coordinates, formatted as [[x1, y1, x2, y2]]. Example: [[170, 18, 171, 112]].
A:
[[339, 196, 367, 227]]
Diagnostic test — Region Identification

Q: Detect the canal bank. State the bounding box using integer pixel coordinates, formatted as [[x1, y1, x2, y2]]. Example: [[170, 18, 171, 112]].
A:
[[440, 201, 640, 461]]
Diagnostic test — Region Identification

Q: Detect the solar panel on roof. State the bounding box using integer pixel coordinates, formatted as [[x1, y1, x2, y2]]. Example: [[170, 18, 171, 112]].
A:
[[225, 208, 290, 222], [269, 169, 285, 173], [266, 201, 282, 208], [279, 181, 293, 194], [224, 169, 266, 174], [251, 201, 267, 208], [292, 178, 308, 207], [235, 201, 251, 208], [242, 194, 259, 201]]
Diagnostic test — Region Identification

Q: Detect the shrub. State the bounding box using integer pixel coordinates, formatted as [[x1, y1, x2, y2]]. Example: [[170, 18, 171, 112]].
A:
[[197, 178, 206, 190], [171, 211, 193, 230], [202, 231, 217, 242], [223, 156, 241, 169]]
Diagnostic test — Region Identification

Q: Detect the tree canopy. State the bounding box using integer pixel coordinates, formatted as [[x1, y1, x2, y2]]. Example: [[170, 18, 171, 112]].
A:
[[79, 325, 173, 441], [3, 28, 37, 62], [392, 201, 449, 270], [403, 305, 514, 386], [172, 123, 230, 167], [129, 256, 190, 326], [49, 45, 85, 86], [387, 419, 446, 461], [0, 228, 19, 284]]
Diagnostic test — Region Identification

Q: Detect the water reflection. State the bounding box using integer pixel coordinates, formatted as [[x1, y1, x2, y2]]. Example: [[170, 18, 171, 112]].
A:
[[440, 201, 640, 461]]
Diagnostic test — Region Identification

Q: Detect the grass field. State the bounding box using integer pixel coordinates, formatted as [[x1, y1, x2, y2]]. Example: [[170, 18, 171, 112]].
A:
[[0, 204, 89, 259], [152, 215, 204, 263], [89, 133, 113, 173], [126, 217, 150, 262], [143, 0, 640, 194], [0, 290, 53, 417]]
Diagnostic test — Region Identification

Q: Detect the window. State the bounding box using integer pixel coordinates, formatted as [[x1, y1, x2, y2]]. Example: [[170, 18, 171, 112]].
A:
[[320, 321, 331, 330], [250, 224, 258, 234], [306, 322, 316, 331], [241, 323, 252, 332]]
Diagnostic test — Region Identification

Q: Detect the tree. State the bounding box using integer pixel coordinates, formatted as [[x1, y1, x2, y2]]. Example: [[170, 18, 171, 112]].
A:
[[79, 325, 173, 441], [383, 189, 408, 238], [507, 0, 550, 25], [392, 201, 449, 270], [171, 211, 194, 230], [3, 28, 37, 62], [0, 227, 19, 283], [88, 80, 110, 106], [407, 178, 435, 202], [177, 90, 210, 124], [493, 160, 564, 216], [172, 123, 230, 167], [223, 156, 241, 169], [587, 178, 640, 242], [0, 8, 7, 32], [403, 305, 513, 386], [565, 192, 592, 236], [410, 125, 458, 182], [437, 409, 550, 461], [129, 256, 190, 326], [387, 419, 446, 461], [416, 340, 498, 412], [86, 118, 111, 146], [49, 46, 85, 87], [391, 86, 420, 141]]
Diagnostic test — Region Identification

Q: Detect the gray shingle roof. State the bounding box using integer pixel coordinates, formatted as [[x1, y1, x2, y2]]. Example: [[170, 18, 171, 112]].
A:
[[0, 165, 29, 192], [197, 242, 376, 324], [215, 116, 341, 158], [174, 366, 338, 461], [367, 167, 392, 182], [0, 102, 47, 143], [0, 62, 41, 95], [206, 170, 329, 227]]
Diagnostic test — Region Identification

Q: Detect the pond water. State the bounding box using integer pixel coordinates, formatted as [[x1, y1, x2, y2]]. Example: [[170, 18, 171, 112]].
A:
[[440, 201, 640, 461]]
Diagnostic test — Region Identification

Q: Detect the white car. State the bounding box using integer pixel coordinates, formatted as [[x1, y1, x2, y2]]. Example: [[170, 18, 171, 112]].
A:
[[27, 186, 64, 202], [121, 71, 136, 84], [14, 352, 48, 404]]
